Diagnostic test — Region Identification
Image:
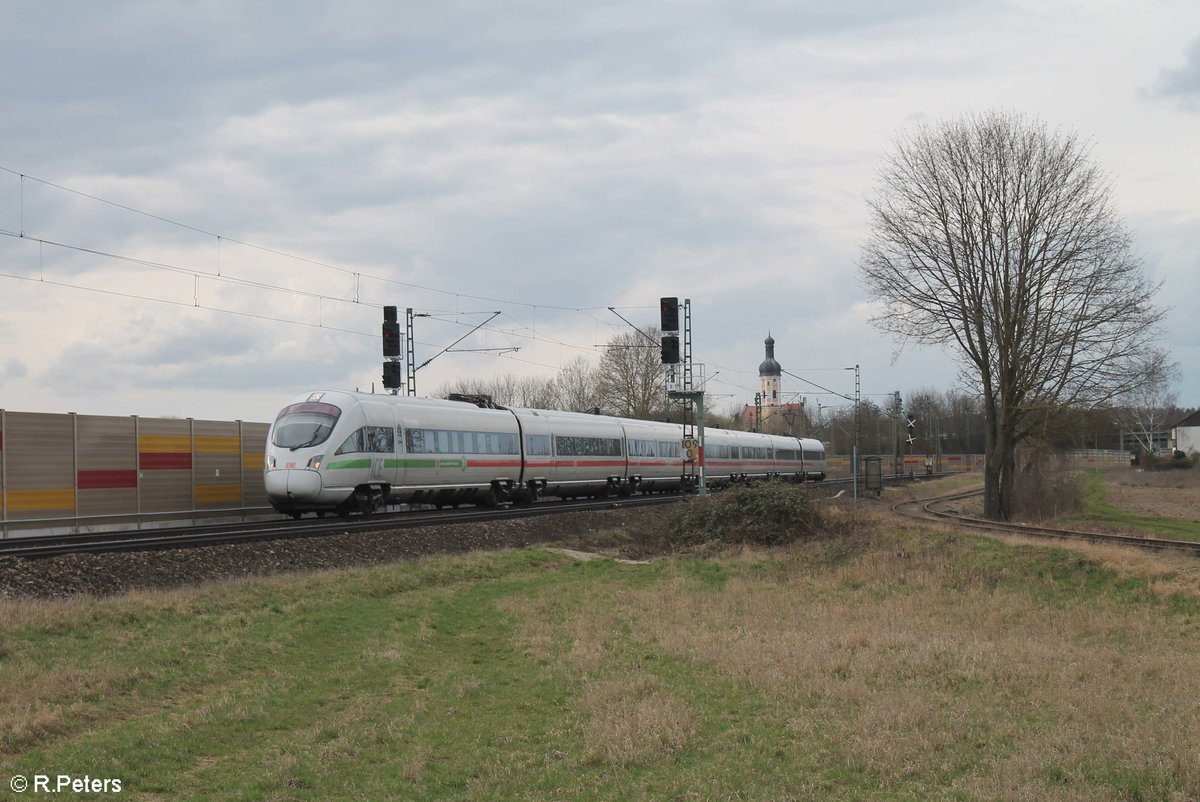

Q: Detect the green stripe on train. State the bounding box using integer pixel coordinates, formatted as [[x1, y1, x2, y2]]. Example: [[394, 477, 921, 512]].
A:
[[327, 458, 465, 470]]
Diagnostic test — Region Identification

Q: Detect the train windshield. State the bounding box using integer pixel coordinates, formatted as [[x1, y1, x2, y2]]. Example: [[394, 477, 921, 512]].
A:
[[271, 402, 341, 450]]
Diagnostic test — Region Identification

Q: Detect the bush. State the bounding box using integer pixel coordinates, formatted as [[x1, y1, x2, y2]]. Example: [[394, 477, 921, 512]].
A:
[[1142, 451, 1196, 471], [1012, 446, 1085, 521], [664, 481, 826, 548]]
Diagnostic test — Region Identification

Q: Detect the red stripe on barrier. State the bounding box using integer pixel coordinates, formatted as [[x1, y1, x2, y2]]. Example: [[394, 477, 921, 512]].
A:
[[77, 469, 138, 490], [140, 452, 192, 470]]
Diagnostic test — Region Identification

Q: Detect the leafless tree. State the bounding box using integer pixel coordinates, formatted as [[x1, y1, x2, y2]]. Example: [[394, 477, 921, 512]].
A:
[[554, 356, 603, 412], [435, 374, 559, 408], [1115, 351, 1180, 456], [596, 326, 670, 420], [860, 111, 1167, 519]]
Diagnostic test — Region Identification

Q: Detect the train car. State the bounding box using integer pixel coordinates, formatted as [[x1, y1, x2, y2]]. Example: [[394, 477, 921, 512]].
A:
[[266, 391, 524, 516], [265, 391, 827, 518], [617, 417, 687, 494], [795, 436, 827, 481], [765, 434, 827, 482], [511, 407, 627, 500]]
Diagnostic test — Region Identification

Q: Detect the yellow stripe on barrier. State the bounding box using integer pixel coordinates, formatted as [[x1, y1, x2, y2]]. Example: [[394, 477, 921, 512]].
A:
[[196, 435, 241, 454], [6, 488, 75, 511], [195, 484, 241, 504], [139, 434, 191, 453], [242, 451, 265, 470]]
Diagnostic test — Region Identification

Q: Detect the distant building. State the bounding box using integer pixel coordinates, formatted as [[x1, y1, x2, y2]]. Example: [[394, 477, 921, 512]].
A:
[[739, 334, 807, 434], [1171, 410, 1200, 454]]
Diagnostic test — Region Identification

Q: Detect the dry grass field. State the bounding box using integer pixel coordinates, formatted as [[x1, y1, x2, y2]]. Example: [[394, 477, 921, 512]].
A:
[[3, 482, 1200, 801]]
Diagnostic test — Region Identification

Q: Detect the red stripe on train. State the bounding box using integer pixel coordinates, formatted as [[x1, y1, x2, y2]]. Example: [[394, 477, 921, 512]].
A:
[[466, 459, 522, 468]]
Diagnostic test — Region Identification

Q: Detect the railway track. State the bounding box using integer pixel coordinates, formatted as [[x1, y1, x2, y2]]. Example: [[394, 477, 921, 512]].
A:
[[0, 495, 679, 560], [0, 474, 889, 561], [894, 487, 1200, 556]]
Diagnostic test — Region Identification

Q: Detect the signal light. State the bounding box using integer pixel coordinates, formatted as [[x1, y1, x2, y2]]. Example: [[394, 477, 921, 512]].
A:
[[659, 297, 679, 332], [383, 306, 401, 357], [383, 361, 404, 389], [661, 334, 680, 364], [382, 321, 401, 357]]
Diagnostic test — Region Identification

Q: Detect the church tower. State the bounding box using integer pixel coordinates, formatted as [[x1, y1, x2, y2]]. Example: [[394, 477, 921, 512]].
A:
[[759, 333, 781, 407]]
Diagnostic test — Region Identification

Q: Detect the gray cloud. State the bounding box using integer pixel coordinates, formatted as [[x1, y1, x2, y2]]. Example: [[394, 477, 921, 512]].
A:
[[1144, 37, 1200, 110]]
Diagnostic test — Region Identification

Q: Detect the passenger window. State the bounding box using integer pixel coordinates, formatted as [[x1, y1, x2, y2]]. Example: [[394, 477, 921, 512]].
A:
[[335, 428, 365, 455], [366, 426, 394, 453]]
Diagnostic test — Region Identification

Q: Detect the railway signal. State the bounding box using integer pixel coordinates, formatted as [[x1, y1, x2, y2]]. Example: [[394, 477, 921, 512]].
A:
[[659, 297, 679, 332], [661, 334, 680, 364], [382, 361, 404, 389], [382, 306, 402, 357], [382, 306, 405, 392]]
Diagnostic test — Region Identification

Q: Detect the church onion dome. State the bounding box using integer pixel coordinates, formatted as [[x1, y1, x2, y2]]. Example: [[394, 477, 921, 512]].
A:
[[758, 334, 781, 377]]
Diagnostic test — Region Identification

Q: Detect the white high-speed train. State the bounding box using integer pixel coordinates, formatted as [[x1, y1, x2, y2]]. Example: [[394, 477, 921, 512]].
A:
[[264, 391, 826, 517]]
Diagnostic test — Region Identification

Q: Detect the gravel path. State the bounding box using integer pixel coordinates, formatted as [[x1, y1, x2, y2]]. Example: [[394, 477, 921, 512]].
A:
[[0, 506, 667, 600]]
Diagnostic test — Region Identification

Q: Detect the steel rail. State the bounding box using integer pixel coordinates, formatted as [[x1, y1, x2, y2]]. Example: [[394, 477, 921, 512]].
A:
[[1, 473, 922, 560], [0, 495, 680, 560], [894, 487, 1200, 556]]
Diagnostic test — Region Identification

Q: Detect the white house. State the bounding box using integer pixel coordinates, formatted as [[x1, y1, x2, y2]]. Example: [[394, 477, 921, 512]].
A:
[[1170, 410, 1200, 454]]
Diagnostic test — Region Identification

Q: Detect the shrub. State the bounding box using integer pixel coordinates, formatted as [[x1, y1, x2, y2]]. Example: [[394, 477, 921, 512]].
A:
[[1142, 451, 1196, 471], [1012, 446, 1085, 521], [664, 481, 825, 548]]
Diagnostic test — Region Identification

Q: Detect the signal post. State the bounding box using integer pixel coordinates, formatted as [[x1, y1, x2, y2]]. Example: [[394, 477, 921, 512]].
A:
[[660, 296, 707, 495]]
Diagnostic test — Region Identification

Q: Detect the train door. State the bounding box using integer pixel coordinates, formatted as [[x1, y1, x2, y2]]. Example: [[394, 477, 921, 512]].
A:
[[392, 404, 410, 496], [363, 400, 400, 491]]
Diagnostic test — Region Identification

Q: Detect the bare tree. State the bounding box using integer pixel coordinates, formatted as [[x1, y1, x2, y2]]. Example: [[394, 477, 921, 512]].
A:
[[1116, 351, 1180, 457], [860, 111, 1166, 519], [596, 327, 669, 420], [435, 373, 559, 408], [554, 356, 603, 412]]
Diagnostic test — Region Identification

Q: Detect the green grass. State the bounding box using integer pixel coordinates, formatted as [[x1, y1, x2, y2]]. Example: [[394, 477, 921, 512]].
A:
[[1062, 472, 1200, 541], [3, 530, 1200, 801]]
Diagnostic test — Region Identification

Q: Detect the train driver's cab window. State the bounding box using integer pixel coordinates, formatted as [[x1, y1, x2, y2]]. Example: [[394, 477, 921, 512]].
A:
[[271, 402, 341, 449], [335, 426, 395, 455]]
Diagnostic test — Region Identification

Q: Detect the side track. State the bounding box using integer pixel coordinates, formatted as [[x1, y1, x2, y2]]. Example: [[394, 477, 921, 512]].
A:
[[894, 487, 1200, 557]]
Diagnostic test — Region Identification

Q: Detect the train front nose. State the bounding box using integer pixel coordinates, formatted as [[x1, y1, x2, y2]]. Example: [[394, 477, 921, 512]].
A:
[[265, 467, 323, 506]]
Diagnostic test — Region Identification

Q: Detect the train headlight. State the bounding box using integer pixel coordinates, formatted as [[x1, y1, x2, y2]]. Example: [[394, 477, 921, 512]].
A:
[[267, 455, 276, 468], [308, 454, 324, 469]]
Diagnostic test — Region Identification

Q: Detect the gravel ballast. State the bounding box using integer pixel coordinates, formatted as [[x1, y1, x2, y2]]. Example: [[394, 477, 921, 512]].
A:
[[0, 506, 666, 600]]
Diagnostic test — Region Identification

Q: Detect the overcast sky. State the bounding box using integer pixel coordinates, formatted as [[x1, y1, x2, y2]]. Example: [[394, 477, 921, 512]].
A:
[[1, 1, 1197, 424]]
